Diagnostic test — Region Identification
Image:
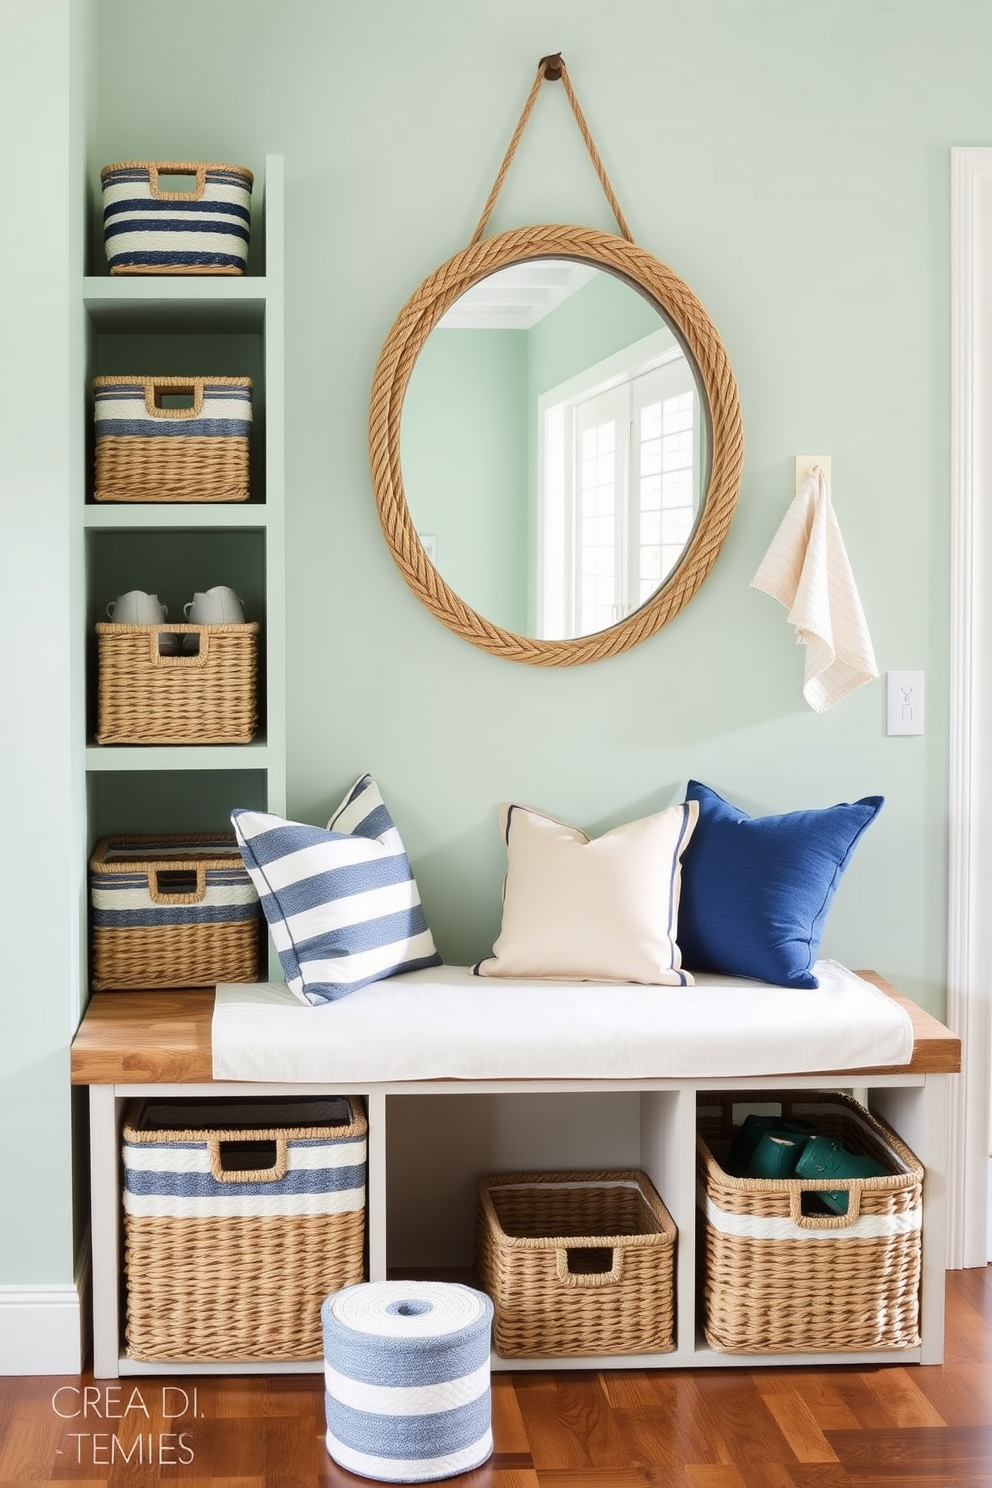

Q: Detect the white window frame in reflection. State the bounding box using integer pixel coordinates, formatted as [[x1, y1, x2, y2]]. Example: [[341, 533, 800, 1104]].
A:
[[537, 329, 699, 640]]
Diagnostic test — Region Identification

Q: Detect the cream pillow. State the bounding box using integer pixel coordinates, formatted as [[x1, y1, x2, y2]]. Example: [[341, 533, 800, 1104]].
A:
[[473, 799, 698, 985]]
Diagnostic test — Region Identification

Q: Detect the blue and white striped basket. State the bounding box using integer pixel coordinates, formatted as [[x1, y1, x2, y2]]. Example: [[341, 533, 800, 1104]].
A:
[[100, 160, 253, 274], [89, 833, 260, 990], [92, 375, 253, 503], [322, 1281, 494, 1483], [123, 1096, 368, 1362]]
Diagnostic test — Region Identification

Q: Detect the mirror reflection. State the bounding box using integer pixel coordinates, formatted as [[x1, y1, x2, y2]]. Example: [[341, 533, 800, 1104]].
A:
[[401, 259, 709, 640]]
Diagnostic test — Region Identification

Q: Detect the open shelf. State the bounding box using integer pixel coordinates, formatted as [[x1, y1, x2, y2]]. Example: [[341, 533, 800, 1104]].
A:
[[84, 504, 273, 529], [83, 277, 268, 333], [85, 743, 272, 771]]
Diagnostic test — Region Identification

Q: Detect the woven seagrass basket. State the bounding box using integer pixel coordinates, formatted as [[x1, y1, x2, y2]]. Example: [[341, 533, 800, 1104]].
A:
[[95, 621, 259, 744], [476, 1169, 676, 1358], [89, 834, 259, 991], [123, 1096, 367, 1362], [93, 375, 252, 503], [100, 161, 253, 275], [697, 1091, 923, 1355]]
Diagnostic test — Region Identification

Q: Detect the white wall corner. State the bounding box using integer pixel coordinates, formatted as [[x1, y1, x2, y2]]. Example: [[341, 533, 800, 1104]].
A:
[[0, 1234, 89, 1375], [947, 145, 992, 1268]]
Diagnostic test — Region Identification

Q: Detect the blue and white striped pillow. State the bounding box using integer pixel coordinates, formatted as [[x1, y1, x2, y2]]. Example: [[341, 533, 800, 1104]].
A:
[[232, 776, 441, 1006]]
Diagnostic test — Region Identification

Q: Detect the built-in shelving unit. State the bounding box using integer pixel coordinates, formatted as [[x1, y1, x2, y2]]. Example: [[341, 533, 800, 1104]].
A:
[[78, 156, 286, 969]]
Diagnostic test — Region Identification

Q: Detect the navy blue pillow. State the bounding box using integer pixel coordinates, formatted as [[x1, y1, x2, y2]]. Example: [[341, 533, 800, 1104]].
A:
[[678, 781, 884, 988]]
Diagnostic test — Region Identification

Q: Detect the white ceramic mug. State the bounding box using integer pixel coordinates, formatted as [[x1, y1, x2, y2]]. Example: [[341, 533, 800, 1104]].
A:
[[183, 586, 245, 625], [106, 590, 168, 624]]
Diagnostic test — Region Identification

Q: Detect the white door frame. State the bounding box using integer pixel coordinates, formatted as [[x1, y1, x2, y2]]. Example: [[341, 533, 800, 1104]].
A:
[[947, 147, 992, 1268]]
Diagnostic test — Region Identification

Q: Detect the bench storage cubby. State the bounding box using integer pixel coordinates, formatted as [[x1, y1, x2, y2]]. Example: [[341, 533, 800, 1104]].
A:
[[122, 1095, 367, 1362], [696, 1090, 924, 1355], [476, 1169, 676, 1358]]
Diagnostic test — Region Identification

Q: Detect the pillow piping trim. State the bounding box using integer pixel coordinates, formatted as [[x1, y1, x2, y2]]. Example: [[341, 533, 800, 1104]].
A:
[[471, 798, 696, 985], [666, 802, 694, 985], [327, 772, 371, 832]]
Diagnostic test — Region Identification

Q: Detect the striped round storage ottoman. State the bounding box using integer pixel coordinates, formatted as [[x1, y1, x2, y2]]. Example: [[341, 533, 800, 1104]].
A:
[[321, 1281, 494, 1482]]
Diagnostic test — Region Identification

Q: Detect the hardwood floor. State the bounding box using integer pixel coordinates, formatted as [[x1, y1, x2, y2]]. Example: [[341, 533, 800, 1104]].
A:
[[2, 1268, 991, 1486]]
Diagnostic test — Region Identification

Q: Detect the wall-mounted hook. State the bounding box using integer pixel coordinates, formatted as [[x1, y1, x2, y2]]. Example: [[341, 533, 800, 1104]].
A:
[[796, 454, 832, 492], [539, 52, 564, 80]]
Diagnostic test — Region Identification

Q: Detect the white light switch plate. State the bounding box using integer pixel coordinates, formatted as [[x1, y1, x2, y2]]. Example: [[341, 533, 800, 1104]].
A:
[[887, 670, 924, 735]]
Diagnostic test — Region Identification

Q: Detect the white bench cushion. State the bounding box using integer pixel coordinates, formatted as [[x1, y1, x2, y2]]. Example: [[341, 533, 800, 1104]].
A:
[[211, 961, 914, 1083]]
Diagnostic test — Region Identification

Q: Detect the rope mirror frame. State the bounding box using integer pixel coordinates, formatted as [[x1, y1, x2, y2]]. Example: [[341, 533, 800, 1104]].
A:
[[368, 222, 745, 666]]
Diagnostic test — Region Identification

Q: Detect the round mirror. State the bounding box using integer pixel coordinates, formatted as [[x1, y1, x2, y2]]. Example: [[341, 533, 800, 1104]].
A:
[[370, 226, 744, 665]]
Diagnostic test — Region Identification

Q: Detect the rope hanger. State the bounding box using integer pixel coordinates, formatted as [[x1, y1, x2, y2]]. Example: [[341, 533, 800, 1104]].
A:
[[469, 53, 633, 246]]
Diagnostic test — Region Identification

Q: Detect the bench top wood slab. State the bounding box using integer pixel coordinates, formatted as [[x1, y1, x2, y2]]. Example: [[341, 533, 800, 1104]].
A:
[[69, 973, 961, 1086]]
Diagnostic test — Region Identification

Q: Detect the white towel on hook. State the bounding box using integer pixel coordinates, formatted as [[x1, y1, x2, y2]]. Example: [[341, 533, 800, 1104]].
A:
[[750, 466, 878, 712]]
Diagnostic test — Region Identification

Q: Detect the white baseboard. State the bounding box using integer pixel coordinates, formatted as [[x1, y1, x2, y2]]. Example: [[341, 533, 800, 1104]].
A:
[[0, 1232, 90, 1375]]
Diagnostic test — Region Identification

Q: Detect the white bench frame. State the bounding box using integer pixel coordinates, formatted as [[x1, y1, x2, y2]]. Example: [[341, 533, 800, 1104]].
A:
[[87, 1068, 949, 1378]]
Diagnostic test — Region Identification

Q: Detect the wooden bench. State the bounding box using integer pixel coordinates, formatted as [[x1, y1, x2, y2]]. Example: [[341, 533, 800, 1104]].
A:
[[71, 974, 960, 1379]]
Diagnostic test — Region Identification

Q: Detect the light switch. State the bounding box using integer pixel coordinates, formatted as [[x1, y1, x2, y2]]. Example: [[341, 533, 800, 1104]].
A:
[[887, 670, 924, 736]]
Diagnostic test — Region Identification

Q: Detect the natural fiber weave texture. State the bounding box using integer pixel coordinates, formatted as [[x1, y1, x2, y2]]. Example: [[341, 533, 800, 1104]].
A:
[[125, 1212, 365, 1361], [95, 436, 250, 501], [476, 1170, 676, 1357], [92, 919, 258, 992], [89, 832, 259, 990], [123, 1098, 367, 1362], [469, 54, 632, 246], [697, 1091, 923, 1354], [101, 160, 253, 275], [95, 621, 259, 744], [93, 375, 252, 503]]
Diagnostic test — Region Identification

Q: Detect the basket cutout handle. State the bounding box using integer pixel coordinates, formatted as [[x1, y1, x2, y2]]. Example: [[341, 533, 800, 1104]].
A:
[[207, 1133, 290, 1183], [147, 163, 207, 200], [789, 1182, 864, 1230], [555, 1245, 624, 1287], [145, 378, 205, 419], [149, 628, 209, 667], [148, 864, 207, 904]]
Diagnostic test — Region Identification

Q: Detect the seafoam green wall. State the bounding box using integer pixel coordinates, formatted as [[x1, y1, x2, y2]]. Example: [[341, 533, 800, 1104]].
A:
[[0, 0, 85, 1301], [528, 271, 664, 396], [402, 329, 529, 633], [91, 0, 990, 1018]]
